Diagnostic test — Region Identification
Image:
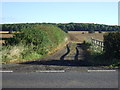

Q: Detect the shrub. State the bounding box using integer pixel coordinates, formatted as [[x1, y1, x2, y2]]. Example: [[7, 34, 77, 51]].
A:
[[98, 31, 102, 33], [82, 32, 85, 34], [6, 25, 67, 47], [83, 40, 92, 50], [88, 30, 95, 33], [104, 31, 120, 59], [3, 24, 67, 63]]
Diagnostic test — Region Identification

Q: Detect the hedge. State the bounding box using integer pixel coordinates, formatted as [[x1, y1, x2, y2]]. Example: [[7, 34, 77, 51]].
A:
[[104, 31, 120, 59]]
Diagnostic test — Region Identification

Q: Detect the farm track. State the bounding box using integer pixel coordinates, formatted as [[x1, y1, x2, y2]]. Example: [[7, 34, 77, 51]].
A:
[[2, 42, 88, 72], [2, 31, 118, 88], [2, 41, 89, 70], [2, 42, 114, 72], [1, 31, 114, 72]]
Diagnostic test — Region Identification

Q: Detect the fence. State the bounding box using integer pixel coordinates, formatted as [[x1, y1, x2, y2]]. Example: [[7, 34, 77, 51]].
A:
[[91, 38, 104, 50]]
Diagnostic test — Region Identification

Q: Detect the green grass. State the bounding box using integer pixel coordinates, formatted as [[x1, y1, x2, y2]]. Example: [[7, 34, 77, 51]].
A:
[[2, 24, 68, 64]]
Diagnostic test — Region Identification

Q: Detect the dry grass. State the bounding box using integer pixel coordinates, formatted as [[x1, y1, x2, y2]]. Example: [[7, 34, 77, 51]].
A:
[[0, 32, 13, 44], [0, 34, 13, 38], [1, 45, 25, 64], [0, 40, 5, 44], [0, 31, 19, 44], [69, 43, 76, 56], [68, 31, 106, 43], [0, 31, 9, 34]]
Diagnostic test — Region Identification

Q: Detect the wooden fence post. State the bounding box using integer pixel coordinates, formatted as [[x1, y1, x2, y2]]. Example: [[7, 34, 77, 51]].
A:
[[90, 38, 104, 50]]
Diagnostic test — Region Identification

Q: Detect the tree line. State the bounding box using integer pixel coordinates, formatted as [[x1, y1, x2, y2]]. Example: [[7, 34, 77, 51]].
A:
[[57, 23, 120, 33], [1, 23, 120, 33]]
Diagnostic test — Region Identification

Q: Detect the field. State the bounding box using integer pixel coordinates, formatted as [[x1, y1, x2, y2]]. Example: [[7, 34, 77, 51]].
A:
[[68, 31, 105, 43], [0, 31, 106, 44], [0, 34, 13, 38], [0, 31, 13, 44], [0, 40, 5, 44], [0, 31, 9, 34]]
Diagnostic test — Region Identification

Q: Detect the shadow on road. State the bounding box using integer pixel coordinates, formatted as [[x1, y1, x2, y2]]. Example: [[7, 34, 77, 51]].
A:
[[19, 60, 90, 66], [19, 43, 92, 67], [60, 44, 70, 61], [74, 47, 79, 61]]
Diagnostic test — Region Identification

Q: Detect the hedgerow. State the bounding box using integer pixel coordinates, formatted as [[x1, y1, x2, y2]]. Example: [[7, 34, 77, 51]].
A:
[[104, 31, 120, 59]]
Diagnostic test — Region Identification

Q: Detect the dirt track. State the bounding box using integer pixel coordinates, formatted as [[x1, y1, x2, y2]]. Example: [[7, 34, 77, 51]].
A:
[[2, 43, 113, 72], [2, 32, 112, 72]]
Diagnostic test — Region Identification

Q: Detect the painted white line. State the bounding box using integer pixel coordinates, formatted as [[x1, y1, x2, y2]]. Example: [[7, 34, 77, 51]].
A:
[[36, 70, 65, 73], [0, 71, 13, 73], [88, 70, 116, 72]]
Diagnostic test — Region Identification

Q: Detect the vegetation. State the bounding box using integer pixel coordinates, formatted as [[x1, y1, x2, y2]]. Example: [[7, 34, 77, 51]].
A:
[[104, 31, 120, 60], [1, 24, 68, 64], [83, 34, 120, 67], [1, 22, 120, 66], [57, 23, 120, 32], [1, 23, 120, 33]]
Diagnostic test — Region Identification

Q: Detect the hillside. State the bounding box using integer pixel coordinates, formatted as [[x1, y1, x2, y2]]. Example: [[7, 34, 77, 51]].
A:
[[1, 24, 68, 64]]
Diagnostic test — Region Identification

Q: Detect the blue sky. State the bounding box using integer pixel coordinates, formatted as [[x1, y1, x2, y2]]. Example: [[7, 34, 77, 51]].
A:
[[2, 2, 118, 25]]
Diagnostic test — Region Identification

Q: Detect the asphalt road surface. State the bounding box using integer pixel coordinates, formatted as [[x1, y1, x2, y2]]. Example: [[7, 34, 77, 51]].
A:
[[2, 70, 118, 88], [1, 42, 119, 88]]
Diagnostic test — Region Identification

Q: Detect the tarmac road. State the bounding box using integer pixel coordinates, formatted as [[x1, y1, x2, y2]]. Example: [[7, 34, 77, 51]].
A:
[[1, 42, 119, 88], [2, 71, 118, 88]]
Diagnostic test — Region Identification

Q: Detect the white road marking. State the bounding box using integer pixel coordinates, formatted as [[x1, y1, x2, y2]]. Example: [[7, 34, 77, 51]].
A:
[[36, 70, 65, 73], [88, 70, 116, 72], [0, 71, 13, 73]]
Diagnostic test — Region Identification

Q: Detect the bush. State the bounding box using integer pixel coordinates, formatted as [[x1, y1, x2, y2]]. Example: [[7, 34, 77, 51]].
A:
[[3, 24, 67, 63], [82, 32, 85, 34], [98, 31, 102, 33], [88, 30, 95, 33], [83, 40, 92, 50], [6, 25, 67, 47], [82, 33, 120, 67], [104, 31, 120, 59]]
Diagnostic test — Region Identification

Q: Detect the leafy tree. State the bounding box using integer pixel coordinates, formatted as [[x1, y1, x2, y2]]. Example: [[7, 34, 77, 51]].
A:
[[104, 32, 120, 59]]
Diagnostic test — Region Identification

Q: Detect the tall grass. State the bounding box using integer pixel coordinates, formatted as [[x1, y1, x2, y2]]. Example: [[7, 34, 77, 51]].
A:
[[1, 44, 25, 64]]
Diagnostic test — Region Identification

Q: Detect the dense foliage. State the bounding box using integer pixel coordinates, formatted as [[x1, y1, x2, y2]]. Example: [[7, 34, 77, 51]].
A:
[[83, 38, 120, 67], [2, 24, 67, 63], [1, 23, 120, 33], [104, 32, 120, 59], [57, 23, 120, 32]]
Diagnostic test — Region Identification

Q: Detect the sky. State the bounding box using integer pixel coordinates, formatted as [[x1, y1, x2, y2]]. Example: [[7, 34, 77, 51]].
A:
[[1, 2, 119, 25]]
